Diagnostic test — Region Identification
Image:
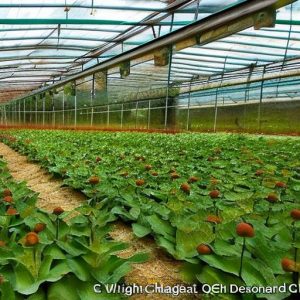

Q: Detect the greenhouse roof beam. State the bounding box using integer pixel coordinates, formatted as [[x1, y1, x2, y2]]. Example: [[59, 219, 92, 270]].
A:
[[276, 19, 300, 25], [194, 45, 286, 58], [0, 19, 191, 26], [0, 35, 140, 44], [261, 28, 300, 34], [0, 4, 195, 13], [0, 17, 294, 27], [0, 3, 243, 14], [236, 32, 300, 42], [219, 39, 300, 51], [173, 57, 252, 67], [0, 68, 71, 74], [176, 51, 274, 63], [0, 56, 85, 61], [0, 45, 94, 52], [0, 27, 124, 33]]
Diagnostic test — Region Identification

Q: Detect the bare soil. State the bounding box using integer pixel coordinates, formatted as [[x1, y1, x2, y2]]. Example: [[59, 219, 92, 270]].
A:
[[0, 142, 200, 299]]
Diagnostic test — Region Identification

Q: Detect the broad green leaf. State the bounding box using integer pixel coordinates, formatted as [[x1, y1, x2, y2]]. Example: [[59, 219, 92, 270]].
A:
[[0, 281, 16, 300], [67, 258, 92, 281], [47, 276, 80, 300], [131, 223, 151, 238], [146, 214, 175, 242], [176, 223, 214, 259], [196, 265, 243, 298]]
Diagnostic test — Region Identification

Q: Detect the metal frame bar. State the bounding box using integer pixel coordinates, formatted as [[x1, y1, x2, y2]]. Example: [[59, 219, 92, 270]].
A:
[[0, 4, 175, 12], [213, 57, 227, 132], [177, 51, 275, 63], [0, 19, 191, 26], [0, 3, 245, 14], [164, 46, 173, 129], [186, 79, 192, 130], [276, 3, 293, 97], [257, 66, 266, 131]]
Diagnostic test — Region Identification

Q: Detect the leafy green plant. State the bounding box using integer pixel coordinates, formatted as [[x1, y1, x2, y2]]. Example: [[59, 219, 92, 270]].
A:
[[1, 130, 300, 299], [0, 156, 147, 299]]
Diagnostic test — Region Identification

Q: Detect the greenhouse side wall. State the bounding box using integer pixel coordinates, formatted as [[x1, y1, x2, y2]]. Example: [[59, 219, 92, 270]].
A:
[[1, 61, 300, 135], [2, 94, 300, 134]]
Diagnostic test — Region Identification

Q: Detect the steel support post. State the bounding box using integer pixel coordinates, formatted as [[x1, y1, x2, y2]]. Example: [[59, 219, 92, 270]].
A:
[[4, 106, 7, 126], [23, 99, 26, 124], [147, 100, 151, 129], [107, 104, 110, 127], [18, 101, 21, 124], [35, 97, 38, 124], [120, 103, 124, 128], [42, 97, 45, 126], [213, 57, 227, 132], [62, 93, 65, 126], [186, 80, 192, 130], [74, 95, 77, 127], [258, 66, 266, 131], [91, 74, 95, 127], [135, 101, 139, 129], [164, 46, 173, 130]]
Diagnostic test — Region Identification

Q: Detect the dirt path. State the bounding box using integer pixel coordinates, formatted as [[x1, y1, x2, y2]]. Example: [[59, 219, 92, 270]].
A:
[[0, 142, 199, 300], [0, 142, 86, 211]]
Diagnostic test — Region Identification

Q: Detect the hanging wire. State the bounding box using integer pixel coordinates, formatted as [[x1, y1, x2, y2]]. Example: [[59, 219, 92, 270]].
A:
[[57, 24, 61, 49], [90, 0, 95, 15], [64, 0, 70, 21]]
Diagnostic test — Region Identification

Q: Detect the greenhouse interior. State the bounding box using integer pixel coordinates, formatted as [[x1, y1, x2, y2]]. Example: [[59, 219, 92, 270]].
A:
[[0, 0, 300, 299]]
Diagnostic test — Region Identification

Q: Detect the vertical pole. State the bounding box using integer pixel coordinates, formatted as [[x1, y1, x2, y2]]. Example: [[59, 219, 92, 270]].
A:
[[186, 80, 192, 131], [62, 92, 65, 126], [120, 103, 124, 128], [23, 99, 26, 124], [276, 3, 292, 98], [213, 89, 218, 133], [194, 0, 200, 21], [107, 104, 110, 128], [18, 101, 21, 124], [91, 106, 94, 127], [164, 46, 173, 130], [74, 94, 77, 127], [52, 96, 55, 128], [4, 106, 7, 126], [42, 96, 45, 126], [258, 66, 266, 131], [147, 100, 151, 130], [91, 74, 95, 127], [158, 25, 161, 37], [164, 11, 174, 130], [29, 99, 32, 124], [243, 63, 255, 129], [35, 97, 38, 124], [170, 13, 174, 32], [213, 57, 227, 133], [135, 101, 139, 129], [13, 103, 15, 124]]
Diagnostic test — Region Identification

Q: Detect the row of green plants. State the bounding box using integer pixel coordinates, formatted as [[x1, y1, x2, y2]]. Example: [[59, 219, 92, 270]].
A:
[[0, 154, 146, 299], [1, 130, 300, 299]]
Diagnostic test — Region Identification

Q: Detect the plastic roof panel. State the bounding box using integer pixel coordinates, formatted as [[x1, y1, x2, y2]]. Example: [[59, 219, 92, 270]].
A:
[[0, 0, 297, 103]]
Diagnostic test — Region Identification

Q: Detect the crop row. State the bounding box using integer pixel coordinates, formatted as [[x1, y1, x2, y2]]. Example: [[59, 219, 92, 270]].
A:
[[1, 130, 300, 299], [0, 153, 145, 300]]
